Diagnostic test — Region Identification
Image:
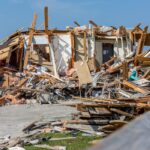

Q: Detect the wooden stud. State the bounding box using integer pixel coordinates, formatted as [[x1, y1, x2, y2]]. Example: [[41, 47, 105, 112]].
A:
[[110, 108, 134, 117], [44, 6, 49, 33], [23, 13, 37, 69], [134, 26, 148, 65], [122, 61, 128, 80], [122, 80, 149, 94], [83, 31, 88, 60], [70, 31, 75, 68], [19, 39, 24, 71], [5, 47, 12, 66], [89, 20, 98, 27], [74, 21, 80, 27]]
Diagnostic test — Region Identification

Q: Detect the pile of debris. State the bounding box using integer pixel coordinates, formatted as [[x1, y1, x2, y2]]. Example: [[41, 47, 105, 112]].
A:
[[0, 7, 150, 148]]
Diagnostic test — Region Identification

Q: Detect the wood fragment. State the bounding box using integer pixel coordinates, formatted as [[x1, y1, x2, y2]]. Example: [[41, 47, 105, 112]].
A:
[[110, 108, 134, 118], [23, 13, 37, 69], [122, 80, 150, 94]]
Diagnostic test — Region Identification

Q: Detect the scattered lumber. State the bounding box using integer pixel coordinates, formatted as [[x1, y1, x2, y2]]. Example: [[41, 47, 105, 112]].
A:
[[122, 80, 150, 94], [34, 144, 66, 150], [0, 7, 150, 150]]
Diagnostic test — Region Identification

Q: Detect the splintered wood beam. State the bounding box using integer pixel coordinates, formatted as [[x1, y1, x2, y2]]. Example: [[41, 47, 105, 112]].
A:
[[122, 80, 149, 94], [129, 31, 134, 52], [132, 23, 142, 33], [44, 6, 49, 33], [135, 55, 150, 62], [142, 69, 150, 78], [142, 61, 150, 66], [134, 26, 148, 65], [5, 47, 12, 65], [23, 13, 37, 69], [89, 20, 98, 27], [83, 31, 87, 59], [70, 31, 75, 68], [19, 40, 24, 71], [74, 21, 80, 27], [122, 61, 128, 80], [64, 119, 109, 125], [135, 23, 142, 28], [2, 73, 9, 88], [110, 108, 134, 117]]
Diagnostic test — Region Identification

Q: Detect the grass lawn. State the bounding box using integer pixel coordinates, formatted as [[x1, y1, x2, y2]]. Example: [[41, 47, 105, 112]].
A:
[[24, 132, 102, 150]]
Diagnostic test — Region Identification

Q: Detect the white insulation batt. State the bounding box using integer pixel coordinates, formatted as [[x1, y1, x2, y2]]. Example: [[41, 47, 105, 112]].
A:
[[52, 34, 72, 74], [88, 36, 95, 58], [24, 35, 49, 48], [114, 36, 132, 60]]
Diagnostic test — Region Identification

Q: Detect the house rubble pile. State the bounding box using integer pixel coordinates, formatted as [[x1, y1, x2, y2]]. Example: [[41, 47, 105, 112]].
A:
[[0, 7, 150, 140]]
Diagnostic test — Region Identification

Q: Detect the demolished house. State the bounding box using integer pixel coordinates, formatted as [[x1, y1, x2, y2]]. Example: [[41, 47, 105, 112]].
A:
[[1, 7, 150, 146]]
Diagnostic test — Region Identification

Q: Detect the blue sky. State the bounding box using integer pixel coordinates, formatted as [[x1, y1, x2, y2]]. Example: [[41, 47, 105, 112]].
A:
[[0, 0, 150, 39]]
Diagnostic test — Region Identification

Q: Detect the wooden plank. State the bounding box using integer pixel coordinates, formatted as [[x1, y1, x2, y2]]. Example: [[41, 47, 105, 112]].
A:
[[89, 20, 98, 27], [70, 31, 75, 68], [0, 78, 28, 105], [135, 55, 150, 62], [129, 31, 134, 52], [64, 124, 100, 135], [6, 36, 19, 47], [142, 69, 150, 78], [23, 13, 37, 69], [0, 37, 21, 61], [44, 6, 49, 33], [0, 98, 5, 105], [65, 120, 109, 125], [83, 31, 88, 59], [110, 108, 134, 117], [142, 61, 150, 66], [95, 107, 112, 115], [122, 80, 149, 94], [122, 61, 128, 80], [19, 40, 24, 71], [49, 137, 76, 141], [73, 99, 150, 108], [5, 48, 12, 64], [107, 63, 122, 73], [49, 44, 59, 77], [74, 60, 92, 85], [109, 120, 127, 125], [100, 125, 118, 131], [2, 73, 9, 87], [131, 23, 143, 33], [87, 58, 95, 71], [34, 145, 66, 150], [22, 121, 37, 133], [0, 47, 11, 61], [80, 111, 91, 118], [10, 78, 29, 95], [74, 34, 85, 61], [134, 26, 148, 65], [74, 21, 80, 27]]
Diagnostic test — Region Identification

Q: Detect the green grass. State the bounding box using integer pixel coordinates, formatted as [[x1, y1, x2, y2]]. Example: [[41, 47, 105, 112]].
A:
[[24, 132, 102, 150]]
